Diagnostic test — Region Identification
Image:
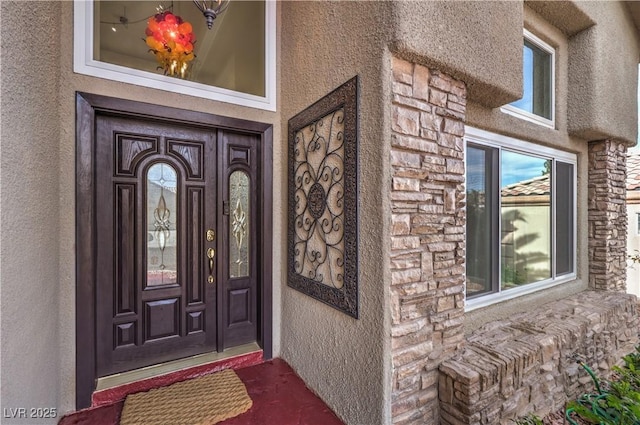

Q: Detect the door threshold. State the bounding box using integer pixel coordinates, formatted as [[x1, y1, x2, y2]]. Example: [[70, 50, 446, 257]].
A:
[[92, 342, 262, 406]]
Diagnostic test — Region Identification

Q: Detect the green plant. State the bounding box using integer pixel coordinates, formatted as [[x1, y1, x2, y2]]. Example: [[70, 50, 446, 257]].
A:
[[502, 263, 526, 286], [513, 413, 543, 425], [621, 346, 640, 371], [566, 353, 640, 425]]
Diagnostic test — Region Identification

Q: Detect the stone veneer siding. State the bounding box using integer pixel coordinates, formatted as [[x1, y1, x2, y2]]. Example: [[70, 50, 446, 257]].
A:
[[588, 140, 628, 291], [439, 291, 638, 424], [390, 57, 467, 425]]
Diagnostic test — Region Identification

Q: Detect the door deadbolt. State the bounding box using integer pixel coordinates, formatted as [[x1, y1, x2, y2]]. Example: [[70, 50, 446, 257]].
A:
[[206, 229, 215, 242]]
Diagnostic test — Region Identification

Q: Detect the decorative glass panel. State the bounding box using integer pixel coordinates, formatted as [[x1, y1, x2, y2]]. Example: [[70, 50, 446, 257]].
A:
[[146, 163, 178, 286], [229, 171, 250, 278], [500, 151, 551, 289]]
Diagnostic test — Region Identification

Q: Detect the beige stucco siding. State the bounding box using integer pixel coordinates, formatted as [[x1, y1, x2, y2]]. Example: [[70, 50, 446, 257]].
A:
[[1, 3, 63, 423], [281, 2, 391, 425], [390, 1, 523, 109], [567, 1, 639, 145]]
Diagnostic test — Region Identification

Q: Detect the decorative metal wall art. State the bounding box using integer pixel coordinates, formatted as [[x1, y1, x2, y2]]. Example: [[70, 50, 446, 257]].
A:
[[288, 76, 359, 318]]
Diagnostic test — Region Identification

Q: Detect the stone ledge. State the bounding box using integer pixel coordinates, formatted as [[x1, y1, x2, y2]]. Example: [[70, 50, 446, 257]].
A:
[[439, 291, 638, 425]]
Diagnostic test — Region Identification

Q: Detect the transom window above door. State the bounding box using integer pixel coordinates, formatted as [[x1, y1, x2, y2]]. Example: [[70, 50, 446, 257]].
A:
[[74, 1, 276, 111], [501, 29, 555, 128]]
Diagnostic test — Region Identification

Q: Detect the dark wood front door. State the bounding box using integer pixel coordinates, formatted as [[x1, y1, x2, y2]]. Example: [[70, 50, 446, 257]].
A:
[[93, 113, 259, 378], [77, 93, 273, 408]]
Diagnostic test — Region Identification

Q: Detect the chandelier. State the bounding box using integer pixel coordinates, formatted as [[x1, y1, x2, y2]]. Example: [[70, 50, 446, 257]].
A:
[[144, 1, 230, 79], [192, 0, 231, 30], [145, 11, 196, 78]]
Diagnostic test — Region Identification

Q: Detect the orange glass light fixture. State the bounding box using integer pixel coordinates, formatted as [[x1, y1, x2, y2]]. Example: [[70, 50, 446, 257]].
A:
[[192, 0, 230, 30], [145, 11, 196, 78]]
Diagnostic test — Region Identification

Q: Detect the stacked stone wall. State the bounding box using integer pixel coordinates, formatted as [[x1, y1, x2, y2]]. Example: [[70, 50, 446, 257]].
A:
[[588, 140, 628, 291], [390, 57, 467, 424], [439, 291, 638, 424]]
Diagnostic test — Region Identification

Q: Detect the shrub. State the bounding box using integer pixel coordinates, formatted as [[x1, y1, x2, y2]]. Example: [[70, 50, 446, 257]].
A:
[[566, 350, 640, 425]]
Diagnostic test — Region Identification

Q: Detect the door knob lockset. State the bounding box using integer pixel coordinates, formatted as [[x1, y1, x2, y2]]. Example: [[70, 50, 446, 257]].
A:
[[207, 248, 215, 283]]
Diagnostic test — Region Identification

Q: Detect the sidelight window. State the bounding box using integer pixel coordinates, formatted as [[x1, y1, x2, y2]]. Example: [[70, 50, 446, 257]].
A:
[[229, 171, 250, 278], [465, 127, 576, 309]]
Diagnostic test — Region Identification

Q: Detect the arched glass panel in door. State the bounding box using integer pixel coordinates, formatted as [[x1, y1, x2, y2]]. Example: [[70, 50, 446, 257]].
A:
[[146, 162, 178, 287]]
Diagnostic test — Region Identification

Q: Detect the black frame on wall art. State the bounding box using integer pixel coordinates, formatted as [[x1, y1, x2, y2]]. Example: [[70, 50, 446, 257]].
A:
[[287, 76, 359, 318]]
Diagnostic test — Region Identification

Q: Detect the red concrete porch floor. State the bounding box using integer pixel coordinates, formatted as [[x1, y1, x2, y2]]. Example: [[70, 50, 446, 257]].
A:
[[59, 359, 345, 425]]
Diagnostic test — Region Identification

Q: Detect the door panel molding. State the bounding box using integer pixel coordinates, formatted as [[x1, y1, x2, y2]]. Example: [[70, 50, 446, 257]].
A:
[[75, 92, 273, 409]]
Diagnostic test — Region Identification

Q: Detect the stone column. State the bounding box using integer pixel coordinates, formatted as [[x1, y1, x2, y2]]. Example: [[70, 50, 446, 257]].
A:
[[588, 140, 628, 291], [390, 56, 467, 425]]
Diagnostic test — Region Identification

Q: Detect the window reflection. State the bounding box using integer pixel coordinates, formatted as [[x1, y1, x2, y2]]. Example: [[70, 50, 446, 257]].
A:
[[510, 38, 552, 120], [466, 146, 493, 296], [500, 151, 551, 289]]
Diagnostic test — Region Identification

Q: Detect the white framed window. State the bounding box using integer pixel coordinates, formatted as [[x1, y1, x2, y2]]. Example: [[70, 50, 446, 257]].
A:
[[465, 127, 576, 310], [501, 29, 555, 128], [74, 1, 276, 111]]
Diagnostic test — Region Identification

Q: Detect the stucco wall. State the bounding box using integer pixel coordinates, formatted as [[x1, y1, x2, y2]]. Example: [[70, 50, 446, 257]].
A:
[[567, 1, 639, 145], [1, 3, 63, 424], [390, 1, 523, 109], [467, 5, 573, 143], [280, 2, 391, 425]]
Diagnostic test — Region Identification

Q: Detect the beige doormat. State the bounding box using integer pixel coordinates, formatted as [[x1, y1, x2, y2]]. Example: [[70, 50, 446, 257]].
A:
[[120, 368, 252, 425]]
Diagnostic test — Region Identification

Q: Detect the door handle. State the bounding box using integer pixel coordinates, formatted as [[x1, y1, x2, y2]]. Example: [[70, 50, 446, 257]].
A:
[[207, 248, 215, 283]]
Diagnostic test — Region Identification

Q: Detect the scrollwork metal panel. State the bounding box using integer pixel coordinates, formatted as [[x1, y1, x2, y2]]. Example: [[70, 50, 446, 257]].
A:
[[287, 76, 359, 318]]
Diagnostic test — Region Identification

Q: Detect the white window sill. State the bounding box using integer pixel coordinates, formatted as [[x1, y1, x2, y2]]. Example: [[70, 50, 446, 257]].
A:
[[464, 273, 576, 312], [500, 105, 555, 129]]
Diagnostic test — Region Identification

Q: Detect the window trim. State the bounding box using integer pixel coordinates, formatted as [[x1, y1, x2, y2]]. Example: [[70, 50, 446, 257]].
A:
[[73, 0, 277, 112], [500, 29, 556, 129], [464, 126, 576, 311]]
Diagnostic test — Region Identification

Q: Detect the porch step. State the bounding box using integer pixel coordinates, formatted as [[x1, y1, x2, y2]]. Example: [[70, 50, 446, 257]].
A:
[[59, 359, 345, 425], [59, 349, 263, 425], [93, 348, 263, 407]]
